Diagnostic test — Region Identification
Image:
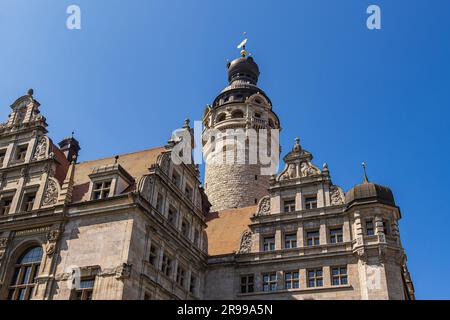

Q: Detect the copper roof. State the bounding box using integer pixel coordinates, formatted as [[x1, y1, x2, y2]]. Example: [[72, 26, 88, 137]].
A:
[[205, 205, 256, 256]]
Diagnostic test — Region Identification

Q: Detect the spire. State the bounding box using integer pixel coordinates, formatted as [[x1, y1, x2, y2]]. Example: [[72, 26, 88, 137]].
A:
[[237, 32, 248, 57], [362, 161, 369, 183]]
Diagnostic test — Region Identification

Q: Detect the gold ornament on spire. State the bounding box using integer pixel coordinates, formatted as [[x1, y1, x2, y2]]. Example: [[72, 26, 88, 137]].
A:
[[237, 32, 248, 57]]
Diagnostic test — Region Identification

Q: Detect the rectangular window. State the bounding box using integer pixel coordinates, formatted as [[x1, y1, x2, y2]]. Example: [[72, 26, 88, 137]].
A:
[[329, 227, 343, 244], [304, 196, 318, 209], [176, 265, 186, 287], [156, 193, 164, 212], [285, 271, 299, 290], [263, 236, 275, 251], [189, 274, 197, 294], [167, 206, 177, 226], [184, 185, 193, 200], [383, 219, 390, 235], [306, 230, 320, 247], [366, 220, 374, 236], [181, 218, 190, 238], [240, 275, 254, 293], [171, 170, 180, 187], [149, 244, 159, 267], [262, 273, 277, 292], [307, 269, 323, 288], [0, 195, 14, 215], [21, 191, 36, 212], [72, 278, 95, 300], [15, 145, 28, 162], [161, 254, 172, 277], [283, 199, 296, 213], [92, 180, 112, 200], [284, 233, 297, 249], [0, 149, 6, 167], [331, 266, 348, 286], [194, 229, 200, 247]]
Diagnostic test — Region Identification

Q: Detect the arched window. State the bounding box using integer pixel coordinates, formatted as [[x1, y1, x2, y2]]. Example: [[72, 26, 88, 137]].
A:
[[231, 110, 244, 119], [216, 113, 226, 123], [8, 246, 43, 300]]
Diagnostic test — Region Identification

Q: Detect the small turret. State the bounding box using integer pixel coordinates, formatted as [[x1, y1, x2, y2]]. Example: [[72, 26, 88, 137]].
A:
[[58, 132, 81, 163]]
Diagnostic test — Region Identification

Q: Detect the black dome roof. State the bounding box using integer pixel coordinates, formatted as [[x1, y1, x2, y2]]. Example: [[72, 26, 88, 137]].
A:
[[227, 56, 260, 84], [346, 181, 395, 206]]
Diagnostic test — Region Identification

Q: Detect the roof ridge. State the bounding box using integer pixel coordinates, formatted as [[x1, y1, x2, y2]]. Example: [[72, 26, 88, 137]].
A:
[[76, 145, 165, 165]]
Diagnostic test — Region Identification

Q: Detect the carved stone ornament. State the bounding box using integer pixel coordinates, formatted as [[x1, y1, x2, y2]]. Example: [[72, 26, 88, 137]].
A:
[[300, 161, 321, 177], [238, 230, 253, 254], [0, 237, 8, 249], [45, 243, 55, 256], [42, 178, 59, 206], [32, 136, 48, 161], [329, 185, 345, 206], [280, 163, 297, 180], [255, 196, 271, 216], [357, 248, 367, 264], [0, 249, 5, 261], [115, 263, 132, 279], [159, 153, 171, 175], [47, 229, 61, 242], [138, 175, 154, 203]]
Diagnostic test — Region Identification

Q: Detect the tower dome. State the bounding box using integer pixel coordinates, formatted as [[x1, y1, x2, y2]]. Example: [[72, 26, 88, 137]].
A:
[[227, 56, 260, 84]]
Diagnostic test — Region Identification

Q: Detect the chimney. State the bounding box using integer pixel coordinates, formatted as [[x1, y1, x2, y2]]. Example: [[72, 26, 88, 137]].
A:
[[58, 133, 81, 163]]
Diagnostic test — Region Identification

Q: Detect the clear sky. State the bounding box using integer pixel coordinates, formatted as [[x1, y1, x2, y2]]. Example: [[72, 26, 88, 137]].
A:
[[1, 0, 449, 299]]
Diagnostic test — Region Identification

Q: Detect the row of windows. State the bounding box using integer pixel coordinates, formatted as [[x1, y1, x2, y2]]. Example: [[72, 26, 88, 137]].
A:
[[283, 196, 318, 213], [0, 190, 37, 215], [0, 144, 28, 168], [149, 243, 198, 295], [240, 267, 348, 294], [262, 227, 344, 252]]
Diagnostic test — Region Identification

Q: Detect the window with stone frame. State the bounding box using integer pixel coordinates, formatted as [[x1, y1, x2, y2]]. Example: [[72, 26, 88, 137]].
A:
[[262, 273, 277, 292], [366, 219, 374, 236], [149, 243, 159, 267], [167, 205, 178, 226], [194, 229, 200, 247], [306, 230, 320, 247], [189, 274, 197, 295], [14, 144, 28, 162], [283, 199, 296, 213], [161, 253, 172, 277], [181, 218, 191, 239], [8, 246, 43, 300], [176, 265, 186, 287], [156, 193, 164, 213], [304, 196, 318, 209], [329, 227, 343, 244], [0, 193, 14, 215], [92, 180, 112, 200], [284, 271, 299, 289], [284, 233, 297, 249], [240, 275, 254, 293], [331, 266, 348, 286], [307, 268, 323, 288], [263, 236, 275, 251], [71, 278, 95, 300], [20, 190, 37, 213], [0, 149, 7, 167], [382, 219, 390, 235], [171, 170, 181, 187], [184, 184, 193, 200]]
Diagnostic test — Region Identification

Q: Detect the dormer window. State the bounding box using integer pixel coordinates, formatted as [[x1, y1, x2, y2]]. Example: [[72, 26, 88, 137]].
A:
[[92, 180, 111, 200], [156, 193, 164, 212], [21, 190, 36, 212], [181, 218, 190, 238], [168, 205, 177, 226], [304, 196, 317, 209], [15, 145, 28, 162]]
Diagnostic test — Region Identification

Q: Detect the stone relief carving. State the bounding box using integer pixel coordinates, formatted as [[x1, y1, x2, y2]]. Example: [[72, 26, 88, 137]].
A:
[[32, 136, 48, 161], [159, 153, 171, 175], [42, 178, 59, 206], [238, 230, 253, 254], [300, 161, 320, 177], [255, 196, 271, 216], [0, 237, 8, 249], [47, 229, 61, 242], [138, 175, 154, 203], [280, 163, 297, 180], [330, 185, 345, 206], [98, 263, 132, 279]]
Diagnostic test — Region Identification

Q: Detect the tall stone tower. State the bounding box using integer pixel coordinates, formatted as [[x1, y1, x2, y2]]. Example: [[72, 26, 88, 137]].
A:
[[202, 46, 281, 212]]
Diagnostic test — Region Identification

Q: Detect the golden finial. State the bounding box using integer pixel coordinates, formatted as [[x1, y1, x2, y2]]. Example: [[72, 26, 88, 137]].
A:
[[237, 32, 248, 57]]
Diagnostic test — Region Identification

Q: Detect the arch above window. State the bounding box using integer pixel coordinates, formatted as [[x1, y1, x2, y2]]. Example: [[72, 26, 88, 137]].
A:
[[231, 110, 244, 119], [216, 113, 226, 123]]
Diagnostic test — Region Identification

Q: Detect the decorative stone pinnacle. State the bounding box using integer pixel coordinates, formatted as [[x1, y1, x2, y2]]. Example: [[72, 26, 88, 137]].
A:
[[27, 88, 34, 97], [114, 155, 119, 164], [183, 118, 190, 128]]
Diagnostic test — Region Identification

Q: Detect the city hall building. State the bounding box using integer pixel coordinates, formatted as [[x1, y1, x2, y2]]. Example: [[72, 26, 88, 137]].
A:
[[0, 47, 415, 300]]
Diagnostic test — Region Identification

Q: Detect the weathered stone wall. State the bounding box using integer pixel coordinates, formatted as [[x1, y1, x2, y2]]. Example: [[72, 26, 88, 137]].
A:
[[205, 164, 269, 212]]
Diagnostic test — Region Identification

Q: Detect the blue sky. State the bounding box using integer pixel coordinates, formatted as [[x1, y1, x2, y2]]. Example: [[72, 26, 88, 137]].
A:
[[1, 0, 449, 299]]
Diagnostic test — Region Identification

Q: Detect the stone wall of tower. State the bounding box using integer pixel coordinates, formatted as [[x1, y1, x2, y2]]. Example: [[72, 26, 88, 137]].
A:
[[205, 164, 269, 211]]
